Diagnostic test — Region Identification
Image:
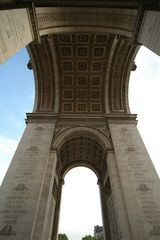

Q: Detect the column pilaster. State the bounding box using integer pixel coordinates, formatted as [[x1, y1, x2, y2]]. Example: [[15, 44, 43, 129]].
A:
[[52, 179, 64, 240], [0, 120, 57, 239], [108, 115, 160, 239]]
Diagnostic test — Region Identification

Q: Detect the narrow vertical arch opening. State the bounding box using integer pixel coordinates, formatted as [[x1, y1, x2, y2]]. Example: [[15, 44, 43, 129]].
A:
[[58, 167, 103, 240]]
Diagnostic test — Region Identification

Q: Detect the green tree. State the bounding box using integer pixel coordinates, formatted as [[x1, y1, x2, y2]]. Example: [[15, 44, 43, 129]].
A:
[[58, 233, 69, 240], [82, 235, 104, 240], [96, 236, 104, 240], [82, 235, 96, 240]]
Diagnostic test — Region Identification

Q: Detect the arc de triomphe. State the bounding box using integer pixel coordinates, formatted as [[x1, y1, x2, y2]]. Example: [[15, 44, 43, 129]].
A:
[[0, 1, 160, 239]]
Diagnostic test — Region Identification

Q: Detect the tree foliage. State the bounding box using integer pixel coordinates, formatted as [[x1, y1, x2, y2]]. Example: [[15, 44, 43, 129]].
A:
[[82, 235, 96, 240], [58, 233, 69, 240], [82, 235, 103, 240]]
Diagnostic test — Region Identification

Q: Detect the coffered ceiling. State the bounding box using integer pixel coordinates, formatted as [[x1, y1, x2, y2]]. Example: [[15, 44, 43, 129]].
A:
[[57, 136, 107, 178], [27, 6, 140, 115], [28, 32, 138, 114]]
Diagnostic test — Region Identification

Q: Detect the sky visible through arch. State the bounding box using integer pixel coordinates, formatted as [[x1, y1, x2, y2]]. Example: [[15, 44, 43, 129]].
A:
[[0, 46, 160, 240]]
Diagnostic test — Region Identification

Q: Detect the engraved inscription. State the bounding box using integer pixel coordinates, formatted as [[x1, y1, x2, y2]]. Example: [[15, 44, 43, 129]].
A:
[[0, 225, 16, 236], [13, 183, 28, 191], [150, 225, 160, 236], [34, 126, 44, 131], [136, 184, 152, 192], [27, 146, 38, 151]]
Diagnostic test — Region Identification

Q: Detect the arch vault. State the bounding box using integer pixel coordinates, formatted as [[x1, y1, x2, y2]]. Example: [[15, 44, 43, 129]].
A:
[[0, 1, 160, 240]]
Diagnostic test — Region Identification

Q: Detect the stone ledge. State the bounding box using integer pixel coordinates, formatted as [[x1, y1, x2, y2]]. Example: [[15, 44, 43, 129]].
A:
[[106, 113, 137, 124], [26, 112, 137, 124]]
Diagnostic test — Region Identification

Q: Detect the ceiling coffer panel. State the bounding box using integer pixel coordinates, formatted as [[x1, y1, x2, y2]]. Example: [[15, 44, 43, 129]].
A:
[[27, 33, 138, 114]]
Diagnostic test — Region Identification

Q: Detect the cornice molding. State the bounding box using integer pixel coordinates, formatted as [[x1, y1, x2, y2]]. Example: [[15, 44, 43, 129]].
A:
[[36, 7, 137, 38]]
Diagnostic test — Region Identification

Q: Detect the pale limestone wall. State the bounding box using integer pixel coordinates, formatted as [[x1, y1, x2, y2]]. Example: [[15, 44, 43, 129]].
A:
[[109, 122, 160, 240], [107, 151, 133, 240], [138, 11, 160, 56], [0, 122, 56, 240], [0, 9, 33, 63]]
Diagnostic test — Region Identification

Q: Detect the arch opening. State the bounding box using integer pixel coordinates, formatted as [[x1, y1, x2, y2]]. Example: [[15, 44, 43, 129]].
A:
[[51, 130, 115, 240], [58, 167, 103, 240]]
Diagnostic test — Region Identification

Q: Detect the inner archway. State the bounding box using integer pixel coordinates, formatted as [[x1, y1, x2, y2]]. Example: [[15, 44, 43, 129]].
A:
[[51, 130, 117, 240], [59, 167, 103, 240], [57, 135, 107, 179]]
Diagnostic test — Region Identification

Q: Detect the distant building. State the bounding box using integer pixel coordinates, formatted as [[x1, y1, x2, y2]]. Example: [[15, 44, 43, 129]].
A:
[[94, 225, 104, 238]]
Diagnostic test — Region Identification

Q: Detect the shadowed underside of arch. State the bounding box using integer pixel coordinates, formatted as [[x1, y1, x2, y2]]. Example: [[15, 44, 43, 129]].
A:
[[28, 33, 138, 114], [27, 6, 140, 115], [58, 136, 107, 179], [51, 126, 112, 179]]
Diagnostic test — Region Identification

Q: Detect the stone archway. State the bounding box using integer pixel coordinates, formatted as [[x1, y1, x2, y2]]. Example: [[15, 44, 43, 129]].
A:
[[1, 2, 160, 240], [50, 126, 116, 240], [58, 166, 102, 240]]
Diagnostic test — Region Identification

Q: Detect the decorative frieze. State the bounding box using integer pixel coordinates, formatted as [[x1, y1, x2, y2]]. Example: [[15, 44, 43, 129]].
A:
[[54, 124, 112, 145]]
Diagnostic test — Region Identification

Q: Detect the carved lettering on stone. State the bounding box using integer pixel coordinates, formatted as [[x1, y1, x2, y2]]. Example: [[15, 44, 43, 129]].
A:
[[150, 225, 160, 236], [34, 126, 44, 131], [26, 146, 38, 151], [13, 183, 28, 191], [136, 184, 152, 192], [0, 225, 16, 236]]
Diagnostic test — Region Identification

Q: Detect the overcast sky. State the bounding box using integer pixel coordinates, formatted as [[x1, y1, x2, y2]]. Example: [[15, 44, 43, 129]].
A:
[[0, 45, 160, 240]]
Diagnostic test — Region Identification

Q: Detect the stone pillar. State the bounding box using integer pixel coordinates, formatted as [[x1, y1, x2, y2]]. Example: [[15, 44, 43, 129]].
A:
[[0, 118, 57, 240], [108, 116, 160, 240], [99, 181, 111, 240], [138, 11, 160, 56], [107, 151, 133, 240], [52, 179, 64, 240]]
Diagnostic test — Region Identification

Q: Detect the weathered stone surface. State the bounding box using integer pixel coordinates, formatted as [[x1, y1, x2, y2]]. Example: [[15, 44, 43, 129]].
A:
[[109, 122, 160, 240], [0, 122, 56, 240], [1, 3, 160, 240], [139, 11, 160, 56], [0, 9, 33, 63]]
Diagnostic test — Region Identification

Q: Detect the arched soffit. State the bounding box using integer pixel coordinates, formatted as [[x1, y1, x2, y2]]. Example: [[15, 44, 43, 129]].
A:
[[56, 135, 107, 179], [51, 126, 112, 151], [51, 126, 112, 179], [27, 33, 139, 114], [35, 7, 137, 39]]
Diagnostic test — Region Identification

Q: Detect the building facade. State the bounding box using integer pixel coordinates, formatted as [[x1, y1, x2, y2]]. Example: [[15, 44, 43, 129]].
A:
[[94, 225, 104, 238], [0, 1, 160, 240]]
